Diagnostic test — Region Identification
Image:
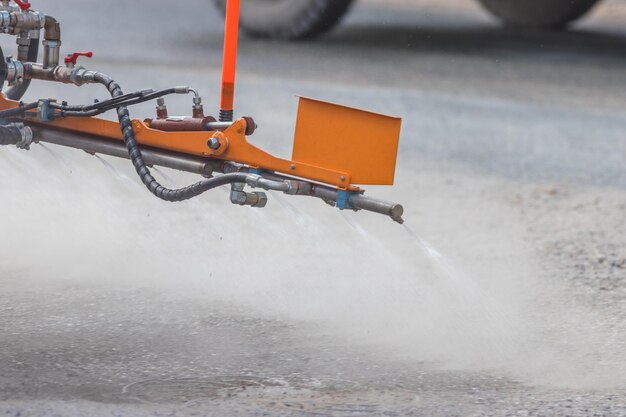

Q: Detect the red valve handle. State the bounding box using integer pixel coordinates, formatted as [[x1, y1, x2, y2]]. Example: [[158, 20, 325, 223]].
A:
[[65, 51, 94, 65], [14, 0, 31, 10]]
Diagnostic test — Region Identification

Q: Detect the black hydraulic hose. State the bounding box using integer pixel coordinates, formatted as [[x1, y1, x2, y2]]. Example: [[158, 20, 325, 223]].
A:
[[0, 125, 24, 146], [92, 72, 249, 202], [51, 90, 153, 112], [88, 88, 177, 112], [49, 88, 179, 118], [0, 102, 39, 118], [6, 38, 39, 101]]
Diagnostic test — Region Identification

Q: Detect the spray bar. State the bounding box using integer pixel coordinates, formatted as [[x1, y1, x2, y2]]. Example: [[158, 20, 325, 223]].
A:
[[237, 167, 404, 223], [28, 125, 404, 223], [29, 126, 223, 177], [312, 186, 404, 222]]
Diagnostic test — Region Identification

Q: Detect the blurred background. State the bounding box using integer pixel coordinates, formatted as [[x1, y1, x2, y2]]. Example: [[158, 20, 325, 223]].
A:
[[0, 0, 625, 416], [219, 0, 615, 39]]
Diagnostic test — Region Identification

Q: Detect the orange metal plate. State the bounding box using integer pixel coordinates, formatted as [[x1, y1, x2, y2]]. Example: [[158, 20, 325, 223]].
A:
[[292, 97, 402, 185]]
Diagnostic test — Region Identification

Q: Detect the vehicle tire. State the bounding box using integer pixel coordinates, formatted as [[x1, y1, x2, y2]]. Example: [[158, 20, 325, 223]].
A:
[[213, 0, 355, 40], [477, 0, 601, 28]]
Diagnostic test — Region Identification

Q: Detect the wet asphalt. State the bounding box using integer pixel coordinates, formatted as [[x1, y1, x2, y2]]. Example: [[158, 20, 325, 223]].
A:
[[1, 0, 626, 416]]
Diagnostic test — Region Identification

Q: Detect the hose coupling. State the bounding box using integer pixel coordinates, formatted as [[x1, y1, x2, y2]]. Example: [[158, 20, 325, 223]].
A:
[[69, 65, 97, 86], [245, 174, 302, 193], [192, 95, 204, 118], [156, 97, 168, 119], [230, 183, 268, 208], [0, 122, 32, 149], [5, 58, 24, 85], [283, 180, 312, 195], [244, 173, 263, 189], [13, 122, 32, 149]]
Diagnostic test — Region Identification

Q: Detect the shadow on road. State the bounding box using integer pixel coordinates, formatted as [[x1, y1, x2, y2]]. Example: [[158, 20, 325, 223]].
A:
[[321, 23, 626, 62]]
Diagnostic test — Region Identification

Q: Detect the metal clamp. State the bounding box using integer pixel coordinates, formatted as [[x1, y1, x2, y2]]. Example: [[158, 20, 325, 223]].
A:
[[36, 98, 55, 121], [336, 189, 356, 210], [5, 58, 24, 85]]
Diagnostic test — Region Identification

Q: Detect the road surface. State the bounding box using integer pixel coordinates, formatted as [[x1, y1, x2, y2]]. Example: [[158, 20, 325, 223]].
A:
[[0, 0, 625, 415]]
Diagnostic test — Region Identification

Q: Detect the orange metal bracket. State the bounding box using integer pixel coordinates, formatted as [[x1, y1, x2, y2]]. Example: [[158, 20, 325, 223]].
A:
[[0, 94, 401, 190], [0, 97, 353, 188]]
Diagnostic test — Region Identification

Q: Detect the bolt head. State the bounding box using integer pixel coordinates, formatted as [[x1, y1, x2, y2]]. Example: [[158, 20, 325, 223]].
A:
[[207, 137, 221, 150], [242, 116, 257, 136]]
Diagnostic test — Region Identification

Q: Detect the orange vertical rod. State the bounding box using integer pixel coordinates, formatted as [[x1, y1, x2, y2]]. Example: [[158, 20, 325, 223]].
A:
[[219, 0, 240, 122]]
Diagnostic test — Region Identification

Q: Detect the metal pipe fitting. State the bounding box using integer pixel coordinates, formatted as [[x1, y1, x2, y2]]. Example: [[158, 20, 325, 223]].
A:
[[283, 180, 313, 195], [230, 183, 268, 208], [205, 121, 233, 131], [70, 66, 98, 85], [230, 165, 405, 223], [244, 174, 288, 191], [192, 97, 204, 118], [22, 62, 69, 83], [13, 122, 33, 149], [7, 11, 44, 33], [6, 59, 24, 84], [28, 27, 39, 39], [42, 39, 61, 68], [349, 193, 404, 224], [156, 98, 168, 119], [42, 15, 61, 68], [0, 122, 32, 148], [246, 176, 310, 195], [22, 62, 103, 86], [173, 86, 192, 95], [188, 88, 200, 99], [43, 15, 60, 39], [16, 31, 30, 60], [204, 120, 255, 135], [0, 9, 43, 33], [311, 186, 404, 223], [0, 1, 19, 13], [0, 10, 11, 28]]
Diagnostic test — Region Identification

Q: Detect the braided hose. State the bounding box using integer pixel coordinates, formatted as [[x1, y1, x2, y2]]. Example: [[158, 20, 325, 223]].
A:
[[92, 72, 249, 202]]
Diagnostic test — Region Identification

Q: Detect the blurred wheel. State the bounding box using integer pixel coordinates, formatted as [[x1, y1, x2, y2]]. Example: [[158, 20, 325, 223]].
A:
[[477, 0, 602, 28], [213, 0, 354, 39]]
